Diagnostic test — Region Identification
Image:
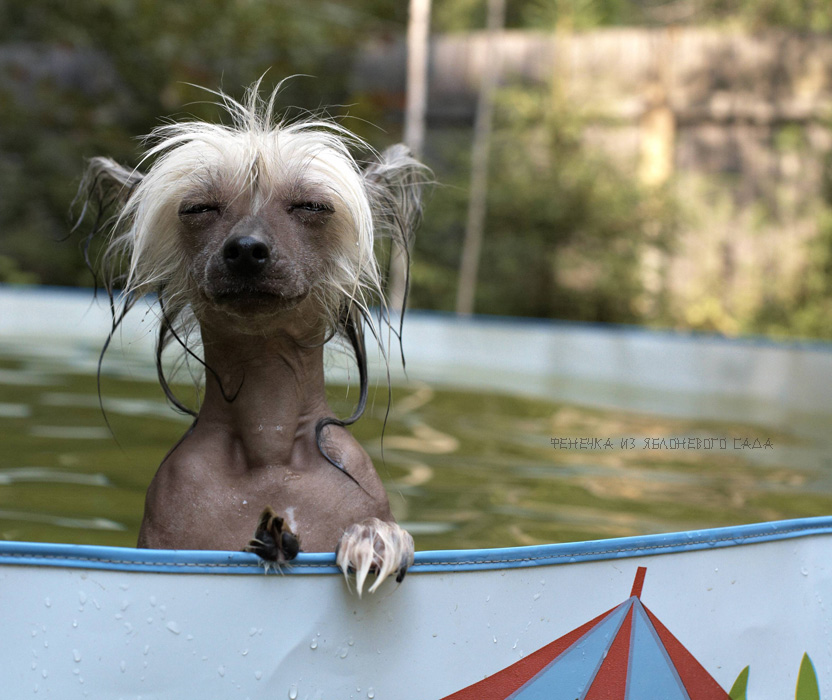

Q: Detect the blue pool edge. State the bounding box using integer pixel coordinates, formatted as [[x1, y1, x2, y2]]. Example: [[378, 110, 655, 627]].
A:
[[0, 515, 830, 575]]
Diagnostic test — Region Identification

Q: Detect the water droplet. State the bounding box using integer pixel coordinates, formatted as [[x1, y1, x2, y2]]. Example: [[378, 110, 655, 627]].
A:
[[242, 500, 248, 505], [255, 670, 263, 680], [44, 597, 52, 608], [143, 645, 150, 656], [72, 620, 78, 628], [119, 584, 129, 591], [121, 600, 129, 611], [79, 592, 87, 605], [310, 640, 318, 650], [218, 666, 226, 677], [73, 649, 81, 663], [146, 617, 153, 624], [533, 592, 541, 601], [166, 621, 181, 635], [340, 648, 349, 659], [493, 636, 497, 643], [115, 613, 123, 620], [31, 661, 37, 670], [73, 668, 80, 676], [258, 424, 263, 431], [348, 638, 354, 646], [801, 567, 810, 576], [485, 595, 490, 602], [241, 648, 248, 656], [186, 634, 193, 641], [149, 596, 157, 607], [43, 641, 48, 649], [288, 685, 298, 699], [120, 661, 126, 673], [367, 688, 375, 699], [41, 670, 48, 679], [249, 627, 258, 637]]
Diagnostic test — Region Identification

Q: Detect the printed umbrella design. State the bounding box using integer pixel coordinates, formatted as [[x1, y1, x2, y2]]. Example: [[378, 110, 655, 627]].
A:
[[443, 567, 730, 700]]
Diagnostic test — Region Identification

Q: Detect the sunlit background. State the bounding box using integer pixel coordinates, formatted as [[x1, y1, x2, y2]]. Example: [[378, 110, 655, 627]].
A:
[[1, 0, 831, 551]]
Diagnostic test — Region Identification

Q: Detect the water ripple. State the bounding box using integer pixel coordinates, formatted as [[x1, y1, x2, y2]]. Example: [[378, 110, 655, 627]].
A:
[[0, 509, 126, 531], [0, 468, 111, 487]]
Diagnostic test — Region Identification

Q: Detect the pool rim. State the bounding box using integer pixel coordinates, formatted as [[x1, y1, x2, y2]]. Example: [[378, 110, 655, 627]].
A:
[[0, 515, 829, 575]]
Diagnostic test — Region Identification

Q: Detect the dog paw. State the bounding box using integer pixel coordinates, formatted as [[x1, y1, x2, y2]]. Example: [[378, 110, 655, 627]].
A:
[[335, 518, 415, 596], [245, 506, 301, 564]]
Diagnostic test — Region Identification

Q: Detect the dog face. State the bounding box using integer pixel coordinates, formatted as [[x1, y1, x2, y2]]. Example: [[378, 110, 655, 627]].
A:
[[116, 124, 380, 333], [172, 152, 357, 321], [82, 83, 425, 351], [181, 191, 332, 316]]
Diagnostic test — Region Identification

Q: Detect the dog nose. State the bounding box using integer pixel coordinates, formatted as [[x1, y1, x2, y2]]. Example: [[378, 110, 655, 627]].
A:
[[222, 235, 270, 275]]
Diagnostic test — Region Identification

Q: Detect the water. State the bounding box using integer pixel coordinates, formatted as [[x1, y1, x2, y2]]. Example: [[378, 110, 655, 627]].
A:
[[0, 333, 829, 552]]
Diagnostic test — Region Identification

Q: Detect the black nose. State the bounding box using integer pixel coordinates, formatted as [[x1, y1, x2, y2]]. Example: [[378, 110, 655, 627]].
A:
[[222, 235, 270, 275]]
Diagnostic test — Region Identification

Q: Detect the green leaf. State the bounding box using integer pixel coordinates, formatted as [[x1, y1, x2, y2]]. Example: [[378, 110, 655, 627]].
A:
[[729, 666, 749, 700], [796, 653, 820, 700]]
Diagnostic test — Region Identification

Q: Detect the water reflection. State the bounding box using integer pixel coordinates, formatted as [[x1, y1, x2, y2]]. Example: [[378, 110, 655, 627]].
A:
[[0, 337, 829, 551]]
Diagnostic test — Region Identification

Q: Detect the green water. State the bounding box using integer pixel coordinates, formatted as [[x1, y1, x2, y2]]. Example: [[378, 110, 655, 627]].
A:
[[0, 338, 829, 552]]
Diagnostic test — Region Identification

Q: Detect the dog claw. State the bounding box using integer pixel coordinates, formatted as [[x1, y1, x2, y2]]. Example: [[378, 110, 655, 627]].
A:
[[245, 506, 301, 563], [336, 519, 415, 597]]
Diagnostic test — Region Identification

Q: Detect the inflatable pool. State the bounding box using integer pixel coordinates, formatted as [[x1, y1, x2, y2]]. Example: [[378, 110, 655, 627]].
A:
[[2, 516, 829, 699]]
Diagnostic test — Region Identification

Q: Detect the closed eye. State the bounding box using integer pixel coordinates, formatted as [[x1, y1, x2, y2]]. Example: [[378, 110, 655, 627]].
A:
[[179, 202, 221, 216], [289, 201, 334, 214]]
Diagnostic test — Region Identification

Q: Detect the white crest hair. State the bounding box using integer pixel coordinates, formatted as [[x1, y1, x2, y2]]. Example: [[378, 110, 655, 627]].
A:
[[78, 79, 427, 414]]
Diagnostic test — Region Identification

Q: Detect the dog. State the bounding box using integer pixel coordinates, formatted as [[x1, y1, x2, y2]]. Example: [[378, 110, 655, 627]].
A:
[[77, 81, 425, 595]]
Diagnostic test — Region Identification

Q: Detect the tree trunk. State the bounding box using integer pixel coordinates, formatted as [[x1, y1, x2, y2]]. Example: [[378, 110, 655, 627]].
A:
[[455, 0, 506, 316], [389, 0, 431, 314]]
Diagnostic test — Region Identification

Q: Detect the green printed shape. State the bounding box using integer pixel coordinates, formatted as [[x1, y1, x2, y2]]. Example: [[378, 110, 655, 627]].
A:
[[729, 666, 749, 700], [796, 653, 820, 700]]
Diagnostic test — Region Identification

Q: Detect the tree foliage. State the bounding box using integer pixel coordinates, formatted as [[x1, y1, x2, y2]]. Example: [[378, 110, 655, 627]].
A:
[[0, 0, 406, 286], [412, 87, 680, 322]]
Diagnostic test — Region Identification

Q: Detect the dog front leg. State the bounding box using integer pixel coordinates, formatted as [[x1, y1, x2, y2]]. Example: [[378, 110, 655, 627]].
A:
[[245, 506, 301, 565], [335, 519, 415, 596]]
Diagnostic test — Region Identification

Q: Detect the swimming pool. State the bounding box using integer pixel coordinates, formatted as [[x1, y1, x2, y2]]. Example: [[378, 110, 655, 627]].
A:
[[1, 285, 830, 551]]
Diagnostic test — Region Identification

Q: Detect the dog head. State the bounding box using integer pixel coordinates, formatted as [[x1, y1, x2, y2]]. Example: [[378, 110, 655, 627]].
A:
[[82, 82, 425, 341]]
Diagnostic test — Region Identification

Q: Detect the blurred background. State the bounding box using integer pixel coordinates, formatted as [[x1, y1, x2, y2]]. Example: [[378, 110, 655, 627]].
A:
[[3, 0, 832, 339]]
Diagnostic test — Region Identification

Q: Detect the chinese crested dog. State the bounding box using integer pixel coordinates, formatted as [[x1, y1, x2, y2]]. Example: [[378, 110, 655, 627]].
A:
[[78, 82, 425, 594]]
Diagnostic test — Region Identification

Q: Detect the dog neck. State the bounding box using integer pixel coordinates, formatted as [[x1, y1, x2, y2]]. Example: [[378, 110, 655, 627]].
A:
[[194, 314, 332, 471]]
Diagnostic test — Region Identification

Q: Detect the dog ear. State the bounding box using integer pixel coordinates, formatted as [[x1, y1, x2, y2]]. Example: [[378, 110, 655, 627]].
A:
[[72, 157, 146, 293], [362, 144, 428, 255], [81, 157, 145, 207], [73, 157, 145, 234]]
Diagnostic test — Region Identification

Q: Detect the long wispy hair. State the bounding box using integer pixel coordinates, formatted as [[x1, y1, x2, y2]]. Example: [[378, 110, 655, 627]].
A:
[[75, 80, 427, 469]]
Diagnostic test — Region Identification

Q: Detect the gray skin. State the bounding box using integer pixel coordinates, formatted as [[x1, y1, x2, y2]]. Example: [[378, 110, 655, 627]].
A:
[[136, 185, 395, 553]]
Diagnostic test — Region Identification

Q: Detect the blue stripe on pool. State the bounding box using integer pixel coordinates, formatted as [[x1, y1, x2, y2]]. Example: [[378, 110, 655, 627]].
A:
[[0, 515, 830, 574]]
